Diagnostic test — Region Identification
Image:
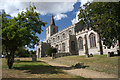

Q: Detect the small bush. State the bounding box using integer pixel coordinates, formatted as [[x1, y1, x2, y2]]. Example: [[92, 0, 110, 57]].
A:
[[72, 62, 85, 68]]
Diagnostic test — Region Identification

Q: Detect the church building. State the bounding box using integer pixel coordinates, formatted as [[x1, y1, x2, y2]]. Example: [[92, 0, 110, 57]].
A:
[[36, 16, 119, 58]]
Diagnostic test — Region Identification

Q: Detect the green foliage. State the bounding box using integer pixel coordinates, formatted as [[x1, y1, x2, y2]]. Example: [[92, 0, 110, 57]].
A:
[[15, 47, 30, 57], [72, 62, 85, 68], [41, 55, 118, 75], [46, 47, 57, 56], [78, 2, 120, 48], [1, 3, 46, 69], [2, 4, 46, 52], [29, 50, 36, 57], [2, 58, 76, 78]]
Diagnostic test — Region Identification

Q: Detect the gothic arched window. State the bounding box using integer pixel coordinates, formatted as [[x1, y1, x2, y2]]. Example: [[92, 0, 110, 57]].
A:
[[53, 38, 55, 42], [69, 30, 72, 35], [57, 36, 60, 40], [71, 41, 75, 51], [89, 33, 96, 48], [62, 43, 65, 52], [56, 45, 58, 52], [62, 33, 65, 38], [53, 28, 55, 33], [78, 37, 83, 49]]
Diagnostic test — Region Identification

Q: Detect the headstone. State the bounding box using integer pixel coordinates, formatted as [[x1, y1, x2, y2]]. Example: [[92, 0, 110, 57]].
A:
[[107, 52, 114, 57], [32, 54, 37, 62], [107, 52, 111, 57], [86, 54, 89, 58], [52, 53, 56, 59], [111, 52, 114, 56], [17, 59, 20, 62], [90, 53, 93, 57], [117, 50, 120, 56]]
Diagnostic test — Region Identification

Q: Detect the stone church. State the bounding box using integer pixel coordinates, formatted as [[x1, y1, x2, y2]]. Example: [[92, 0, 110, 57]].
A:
[[36, 16, 119, 58]]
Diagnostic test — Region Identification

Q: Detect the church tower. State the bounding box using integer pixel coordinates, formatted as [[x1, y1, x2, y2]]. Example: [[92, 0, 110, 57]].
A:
[[46, 15, 58, 41]]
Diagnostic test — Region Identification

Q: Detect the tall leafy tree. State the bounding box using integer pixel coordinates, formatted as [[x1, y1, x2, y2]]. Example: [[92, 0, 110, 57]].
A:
[[78, 2, 120, 50], [2, 4, 46, 69], [15, 47, 30, 57]]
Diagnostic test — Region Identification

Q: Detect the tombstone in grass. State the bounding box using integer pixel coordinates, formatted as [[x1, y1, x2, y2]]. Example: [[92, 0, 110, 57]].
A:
[[107, 52, 111, 57], [89, 53, 93, 57], [32, 54, 37, 62], [111, 52, 114, 56], [107, 52, 114, 57], [52, 53, 56, 59], [86, 53, 89, 58], [117, 50, 120, 56], [17, 59, 20, 62]]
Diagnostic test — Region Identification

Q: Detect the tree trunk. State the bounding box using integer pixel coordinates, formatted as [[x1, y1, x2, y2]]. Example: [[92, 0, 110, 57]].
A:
[[7, 52, 14, 69], [118, 39, 120, 51], [84, 34, 89, 55], [98, 34, 103, 55], [117, 39, 120, 56]]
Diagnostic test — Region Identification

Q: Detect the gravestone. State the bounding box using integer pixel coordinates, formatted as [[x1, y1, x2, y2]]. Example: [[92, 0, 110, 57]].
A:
[[52, 53, 56, 59], [32, 54, 37, 62], [86, 54, 89, 58], [117, 50, 120, 56], [17, 59, 20, 62], [107, 52, 114, 57], [89, 53, 93, 57]]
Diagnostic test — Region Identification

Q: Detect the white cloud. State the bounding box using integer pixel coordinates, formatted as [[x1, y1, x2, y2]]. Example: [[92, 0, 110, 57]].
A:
[[71, 11, 80, 24], [0, 0, 93, 23], [35, 2, 75, 15], [80, 0, 92, 7], [71, 0, 93, 24], [10, 9, 27, 17], [41, 38, 46, 42], [0, 0, 78, 20], [54, 14, 67, 20]]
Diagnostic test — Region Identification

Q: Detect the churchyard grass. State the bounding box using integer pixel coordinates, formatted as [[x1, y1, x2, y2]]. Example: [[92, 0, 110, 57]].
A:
[[2, 58, 84, 78], [41, 55, 119, 76]]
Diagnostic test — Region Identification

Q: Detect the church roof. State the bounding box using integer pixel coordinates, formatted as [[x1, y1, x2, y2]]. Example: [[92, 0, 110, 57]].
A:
[[49, 15, 55, 26], [75, 22, 86, 33]]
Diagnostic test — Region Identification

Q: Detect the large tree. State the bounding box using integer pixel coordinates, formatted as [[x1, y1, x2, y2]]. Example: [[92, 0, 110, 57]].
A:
[[78, 2, 120, 50], [15, 47, 30, 57], [2, 4, 46, 69]]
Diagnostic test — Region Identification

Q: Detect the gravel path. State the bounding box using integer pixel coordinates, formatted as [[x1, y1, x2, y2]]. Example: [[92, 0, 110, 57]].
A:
[[40, 59, 118, 78], [64, 69, 117, 78]]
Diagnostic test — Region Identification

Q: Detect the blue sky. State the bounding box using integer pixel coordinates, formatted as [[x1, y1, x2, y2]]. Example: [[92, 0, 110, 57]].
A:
[[31, 2, 81, 51], [38, 2, 81, 42], [1, 0, 91, 51]]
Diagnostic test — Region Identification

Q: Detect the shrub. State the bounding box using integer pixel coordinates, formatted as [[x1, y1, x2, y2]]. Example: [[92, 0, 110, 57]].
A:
[[15, 47, 30, 57], [72, 62, 85, 68]]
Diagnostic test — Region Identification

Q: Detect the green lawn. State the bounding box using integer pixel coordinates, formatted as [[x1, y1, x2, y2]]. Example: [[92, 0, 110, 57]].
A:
[[2, 58, 77, 78], [41, 55, 119, 76], [2, 58, 92, 79]]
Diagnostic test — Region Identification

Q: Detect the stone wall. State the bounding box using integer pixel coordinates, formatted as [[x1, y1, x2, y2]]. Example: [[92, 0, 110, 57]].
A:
[[76, 28, 101, 55], [55, 53, 71, 58], [36, 42, 50, 58], [37, 16, 119, 58]]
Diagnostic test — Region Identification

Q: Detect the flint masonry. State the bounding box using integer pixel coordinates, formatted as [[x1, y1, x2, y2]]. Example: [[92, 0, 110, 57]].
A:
[[36, 16, 119, 58]]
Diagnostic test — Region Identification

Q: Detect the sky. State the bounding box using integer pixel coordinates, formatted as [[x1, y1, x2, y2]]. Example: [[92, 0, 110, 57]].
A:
[[0, 0, 92, 51]]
